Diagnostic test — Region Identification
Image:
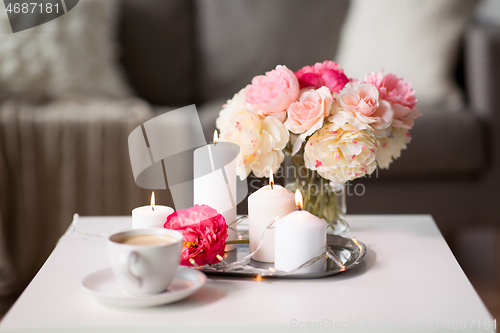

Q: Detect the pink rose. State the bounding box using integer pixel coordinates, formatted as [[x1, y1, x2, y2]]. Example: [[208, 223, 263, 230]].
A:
[[245, 65, 299, 122], [164, 204, 227, 266], [340, 82, 379, 116], [285, 86, 333, 135], [295, 61, 349, 93], [337, 82, 393, 137], [364, 70, 417, 109]]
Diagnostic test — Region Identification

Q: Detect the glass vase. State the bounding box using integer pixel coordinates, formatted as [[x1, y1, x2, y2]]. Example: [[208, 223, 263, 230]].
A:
[[281, 151, 347, 235]]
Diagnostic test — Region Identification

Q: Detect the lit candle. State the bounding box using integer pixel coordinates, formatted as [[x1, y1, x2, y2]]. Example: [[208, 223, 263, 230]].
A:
[[193, 130, 239, 250], [274, 190, 327, 274], [248, 170, 296, 262], [132, 192, 174, 229]]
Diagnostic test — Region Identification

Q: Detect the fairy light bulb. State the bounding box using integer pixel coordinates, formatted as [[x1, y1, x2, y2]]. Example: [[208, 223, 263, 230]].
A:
[[189, 258, 200, 269]]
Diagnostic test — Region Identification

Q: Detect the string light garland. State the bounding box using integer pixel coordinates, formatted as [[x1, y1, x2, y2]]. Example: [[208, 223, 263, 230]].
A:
[[59, 214, 119, 241], [62, 213, 358, 277]]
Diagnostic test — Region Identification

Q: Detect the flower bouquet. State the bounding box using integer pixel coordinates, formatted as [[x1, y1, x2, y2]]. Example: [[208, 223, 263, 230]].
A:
[[216, 61, 421, 225]]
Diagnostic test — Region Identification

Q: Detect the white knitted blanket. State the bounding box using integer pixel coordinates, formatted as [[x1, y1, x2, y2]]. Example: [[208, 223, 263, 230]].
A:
[[0, 97, 152, 302]]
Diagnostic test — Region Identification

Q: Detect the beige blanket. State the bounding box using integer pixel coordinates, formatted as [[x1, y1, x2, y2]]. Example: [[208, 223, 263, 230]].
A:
[[0, 97, 153, 307]]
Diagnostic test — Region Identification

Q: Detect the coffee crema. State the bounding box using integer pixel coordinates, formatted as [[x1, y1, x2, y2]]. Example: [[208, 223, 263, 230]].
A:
[[118, 234, 177, 246]]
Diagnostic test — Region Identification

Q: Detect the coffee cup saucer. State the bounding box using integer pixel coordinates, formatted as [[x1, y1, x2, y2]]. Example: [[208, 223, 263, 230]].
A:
[[81, 266, 206, 307]]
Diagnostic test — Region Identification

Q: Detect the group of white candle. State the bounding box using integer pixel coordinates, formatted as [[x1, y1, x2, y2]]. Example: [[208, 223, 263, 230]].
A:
[[248, 171, 326, 273], [131, 131, 327, 274]]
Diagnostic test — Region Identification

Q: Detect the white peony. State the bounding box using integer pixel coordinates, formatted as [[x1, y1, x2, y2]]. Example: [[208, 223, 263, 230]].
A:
[[215, 88, 248, 133], [304, 122, 378, 183], [375, 127, 412, 169], [217, 109, 289, 179]]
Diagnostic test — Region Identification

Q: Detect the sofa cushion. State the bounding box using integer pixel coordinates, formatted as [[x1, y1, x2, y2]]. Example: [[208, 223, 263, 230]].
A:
[[336, 0, 479, 109], [118, 0, 194, 106], [0, 0, 131, 102], [377, 107, 486, 178], [195, 0, 350, 102]]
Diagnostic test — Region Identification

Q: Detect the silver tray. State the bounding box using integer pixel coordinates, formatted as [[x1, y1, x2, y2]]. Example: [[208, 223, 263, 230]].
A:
[[201, 235, 367, 279]]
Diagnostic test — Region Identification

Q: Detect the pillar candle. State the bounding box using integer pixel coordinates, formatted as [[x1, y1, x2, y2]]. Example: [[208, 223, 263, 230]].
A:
[[274, 190, 326, 274], [193, 136, 240, 251], [248, 184, 296, 262], [132, 192, 174, 229]]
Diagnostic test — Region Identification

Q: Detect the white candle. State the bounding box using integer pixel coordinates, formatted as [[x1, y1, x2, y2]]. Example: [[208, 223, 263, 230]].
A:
[[248, 172, 296, 262], [132, 192, 174, 229], [274, 190, 326, 274], [193, 131, 240, 250]]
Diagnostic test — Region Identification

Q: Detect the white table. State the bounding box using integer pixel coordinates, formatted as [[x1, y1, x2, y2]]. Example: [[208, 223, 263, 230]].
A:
[[0, 215, 495, 333]]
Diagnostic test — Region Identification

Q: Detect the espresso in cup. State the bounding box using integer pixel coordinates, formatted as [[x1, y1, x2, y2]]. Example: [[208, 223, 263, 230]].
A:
[[107, 228, 183, 295]]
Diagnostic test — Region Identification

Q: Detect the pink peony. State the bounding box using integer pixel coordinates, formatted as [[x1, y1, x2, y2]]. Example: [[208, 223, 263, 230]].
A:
[[164, 204, 227, 266], [245, 65, 299, 122], [284, 86, 333, 135], [295, 61, 349, 93], [391, 104, 422, 130], [365, 70, 417, 109], [336, 82, 393, 137]]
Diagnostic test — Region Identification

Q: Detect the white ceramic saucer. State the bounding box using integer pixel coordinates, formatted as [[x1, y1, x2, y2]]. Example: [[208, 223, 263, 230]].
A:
[[81, 266, 206, 307]]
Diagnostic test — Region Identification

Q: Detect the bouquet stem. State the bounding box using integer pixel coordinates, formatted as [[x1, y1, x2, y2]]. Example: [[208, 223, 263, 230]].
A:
[[283, 149, 346, 233]]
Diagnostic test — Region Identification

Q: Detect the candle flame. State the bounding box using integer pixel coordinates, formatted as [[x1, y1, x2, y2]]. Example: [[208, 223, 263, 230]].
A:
[[269, 169, 274, 189], [150, 191, 155, 206], [295, 189, 303, 210], [213, 130, 218, 144]]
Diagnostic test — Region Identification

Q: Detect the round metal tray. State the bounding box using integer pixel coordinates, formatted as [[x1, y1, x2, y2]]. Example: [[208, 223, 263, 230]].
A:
[[201, 235, 366, 279]]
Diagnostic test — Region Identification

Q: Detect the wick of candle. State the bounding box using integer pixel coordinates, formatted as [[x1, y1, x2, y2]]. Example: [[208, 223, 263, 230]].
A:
[[271, 183, 274, 190], [152, 206, 154, 211], [298, 206, 302, 211]]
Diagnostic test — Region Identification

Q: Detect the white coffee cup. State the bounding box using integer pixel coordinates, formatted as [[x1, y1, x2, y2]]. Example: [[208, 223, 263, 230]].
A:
[[107, 228, 183, 295]]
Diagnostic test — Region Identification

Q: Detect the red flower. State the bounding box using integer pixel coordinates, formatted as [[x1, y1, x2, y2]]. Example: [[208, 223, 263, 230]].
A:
[[295, 61, 349, 93], [164, 204, 227, 266]]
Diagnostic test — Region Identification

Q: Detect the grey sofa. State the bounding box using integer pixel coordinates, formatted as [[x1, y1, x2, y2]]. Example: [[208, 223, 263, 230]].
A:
[[0, 0, 499, 309]]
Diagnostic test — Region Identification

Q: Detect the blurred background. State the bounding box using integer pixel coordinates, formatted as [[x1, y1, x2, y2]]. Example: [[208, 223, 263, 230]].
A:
[[0, 0, 499, 318]]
